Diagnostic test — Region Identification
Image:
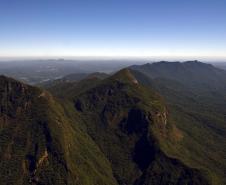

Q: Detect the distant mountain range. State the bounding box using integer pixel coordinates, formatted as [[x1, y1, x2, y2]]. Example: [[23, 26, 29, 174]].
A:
[[0, 60, 135, 84], [131, 60, 226, 89], [0, 61, 225, 185]]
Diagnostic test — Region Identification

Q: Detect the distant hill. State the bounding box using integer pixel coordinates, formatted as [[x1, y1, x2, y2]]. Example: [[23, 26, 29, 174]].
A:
[[130, 60, 226, 90], [39, 72, 109, 89]]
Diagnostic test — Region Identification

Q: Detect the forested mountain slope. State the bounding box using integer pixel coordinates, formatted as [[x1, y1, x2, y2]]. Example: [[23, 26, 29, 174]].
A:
[[130, 61, 226, 184], [47, 69, 211, 185], [0, 62, 223, 184], [0, 75, 117, 185]]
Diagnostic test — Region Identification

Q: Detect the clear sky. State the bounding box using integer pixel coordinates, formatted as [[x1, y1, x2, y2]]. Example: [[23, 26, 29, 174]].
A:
[[0, 0, 226, 60]]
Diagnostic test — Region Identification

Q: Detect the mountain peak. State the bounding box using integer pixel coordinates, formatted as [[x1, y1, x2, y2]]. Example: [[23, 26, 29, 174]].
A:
[[111, 68, 139, 84]]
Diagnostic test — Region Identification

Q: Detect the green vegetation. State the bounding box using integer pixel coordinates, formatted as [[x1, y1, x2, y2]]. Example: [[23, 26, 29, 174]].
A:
[[1, 61, 225, 185], [130, 61, 226, 184], [47, 69, 211, 185], [0, 75, 117, 185]]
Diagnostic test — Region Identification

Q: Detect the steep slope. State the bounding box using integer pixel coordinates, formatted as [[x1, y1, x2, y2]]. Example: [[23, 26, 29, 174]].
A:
[[48, 69, 211, 185], [1, 66, 218, 185], [129, 62, 226, 184], [0, 75, 117, 185]]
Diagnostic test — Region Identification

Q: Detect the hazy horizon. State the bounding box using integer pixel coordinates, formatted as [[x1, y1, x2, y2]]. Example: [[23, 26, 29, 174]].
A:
[[0, 56, 225, 63]]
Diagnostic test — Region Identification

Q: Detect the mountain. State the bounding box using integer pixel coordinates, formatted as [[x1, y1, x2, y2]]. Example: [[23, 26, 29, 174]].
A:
[[213, 62, 226, 71], [0, 61, 224, 185], [130, 60, 226, 91], [0, 75, 117, 185], [129, 61, 226, 184], [47, 69, 211, 185]]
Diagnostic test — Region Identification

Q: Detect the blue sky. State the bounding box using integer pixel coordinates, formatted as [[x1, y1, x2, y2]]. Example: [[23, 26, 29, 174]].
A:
[[0, 0, 226, 60]]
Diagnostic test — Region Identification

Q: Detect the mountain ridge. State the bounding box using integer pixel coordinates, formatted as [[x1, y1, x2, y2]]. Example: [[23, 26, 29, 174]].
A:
[[129, 61, 226, 184], [0, 61, 223, 184], [48, 69, 211, 185], [0, 75, 117, 185], [130, 60, 226, 90]]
